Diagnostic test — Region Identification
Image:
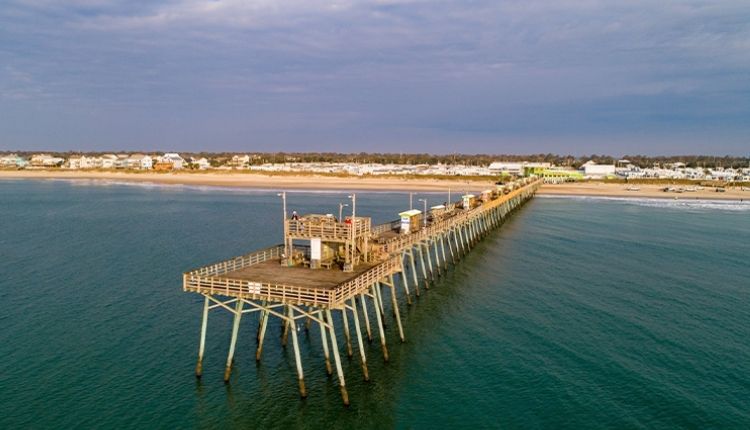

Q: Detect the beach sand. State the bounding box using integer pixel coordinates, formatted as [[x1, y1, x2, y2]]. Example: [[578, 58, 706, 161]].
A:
[[0, 170, 493, 192], [539, 182, 749, 201], [2, 170, 748, 200]]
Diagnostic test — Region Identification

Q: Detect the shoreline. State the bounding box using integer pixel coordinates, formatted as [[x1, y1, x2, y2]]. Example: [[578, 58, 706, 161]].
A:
[[2, 170, 749, 201]]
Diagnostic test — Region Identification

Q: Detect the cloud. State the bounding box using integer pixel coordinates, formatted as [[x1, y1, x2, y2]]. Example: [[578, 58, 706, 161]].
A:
[[1, 0, 749, 153]]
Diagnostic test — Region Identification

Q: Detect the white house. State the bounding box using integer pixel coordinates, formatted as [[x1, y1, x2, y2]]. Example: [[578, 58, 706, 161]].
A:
[[231, 154, 251, 168], [126, 154, 153, 170], [99, 154, 118, 168], [30, 154, 64, 167], [191, 157, 211, 170], [159, 153, 185, 169], [581, 161, 616, 178], [0, 154, 28, 168]]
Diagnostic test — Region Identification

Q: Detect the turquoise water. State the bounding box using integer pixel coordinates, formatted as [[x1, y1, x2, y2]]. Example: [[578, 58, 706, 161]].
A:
[[1, 179, 749, 429]]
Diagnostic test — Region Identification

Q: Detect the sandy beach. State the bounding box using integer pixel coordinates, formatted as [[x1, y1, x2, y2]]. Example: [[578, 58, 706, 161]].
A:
[[539, 182, 749, 201], [0, 170, 493, 192], [2, 170, 748, 200]]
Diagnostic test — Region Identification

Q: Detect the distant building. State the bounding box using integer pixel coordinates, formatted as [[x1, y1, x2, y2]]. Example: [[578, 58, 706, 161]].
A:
[[158, 153, 185, 169], [489, 161, 551, 177], [190, 157, 211, 170], [125, 154, 153, 170], [581, 161, 616, 178], [30, 154, 64, 167], [0, 154, 28, 168], [231, 154, 251, 167]]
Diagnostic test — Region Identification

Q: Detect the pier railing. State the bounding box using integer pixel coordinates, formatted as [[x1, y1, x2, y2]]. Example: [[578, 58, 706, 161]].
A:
[[331, 255, 402, 306], [190, 245, 284, 277], [184, 273, 336, 307], [286, 217, 371, 241]]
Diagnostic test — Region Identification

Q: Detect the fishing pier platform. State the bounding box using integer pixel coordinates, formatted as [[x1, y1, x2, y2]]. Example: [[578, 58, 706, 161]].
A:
[[183, 178, 542, 405]]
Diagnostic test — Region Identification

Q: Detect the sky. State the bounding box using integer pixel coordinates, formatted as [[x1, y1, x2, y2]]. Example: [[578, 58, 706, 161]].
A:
[[1, 0, 749, 155]]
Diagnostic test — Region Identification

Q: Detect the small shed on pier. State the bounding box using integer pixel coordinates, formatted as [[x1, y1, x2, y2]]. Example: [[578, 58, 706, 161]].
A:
[[399, 209, 422, 234]]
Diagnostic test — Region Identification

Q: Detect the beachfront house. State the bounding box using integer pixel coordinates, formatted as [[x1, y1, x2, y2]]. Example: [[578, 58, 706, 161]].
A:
[[0, 154, 28, 168], [230, 154, 251, 168], [67, 156, 86, 169], [488, 162, 524, 177], [30, 154, 64, 167], [158, 153, 185, 169], [190, 157, 211, 170], [99, 154, 118, 169], [125, 154, 153, 170], [581, 161, 616, 178]]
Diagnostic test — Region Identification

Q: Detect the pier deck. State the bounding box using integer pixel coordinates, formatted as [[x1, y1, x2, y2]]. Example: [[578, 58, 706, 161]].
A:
[[223, 259, 378, 290]]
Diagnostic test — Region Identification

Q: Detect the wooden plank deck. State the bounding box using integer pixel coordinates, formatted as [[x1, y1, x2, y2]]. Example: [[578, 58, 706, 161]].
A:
[[221, 258, 378, 290]]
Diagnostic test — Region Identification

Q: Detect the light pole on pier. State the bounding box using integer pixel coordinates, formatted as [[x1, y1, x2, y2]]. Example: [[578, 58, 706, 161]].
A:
[[339, 202, 349, 222], [345, 194, 357, 271], [418, 198, 427, 226], [278, 191, 288, 264]]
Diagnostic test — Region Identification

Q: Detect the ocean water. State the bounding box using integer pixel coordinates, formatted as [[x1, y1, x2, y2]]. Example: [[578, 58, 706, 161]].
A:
[[1, 179, 749, 429]]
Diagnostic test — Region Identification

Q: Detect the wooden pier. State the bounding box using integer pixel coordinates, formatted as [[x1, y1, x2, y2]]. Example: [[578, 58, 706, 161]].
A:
[[183, 177, 542, 405]]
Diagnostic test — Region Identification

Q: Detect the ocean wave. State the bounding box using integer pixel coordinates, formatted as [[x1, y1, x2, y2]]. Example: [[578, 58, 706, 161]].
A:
[[538, 194, 750, 211]]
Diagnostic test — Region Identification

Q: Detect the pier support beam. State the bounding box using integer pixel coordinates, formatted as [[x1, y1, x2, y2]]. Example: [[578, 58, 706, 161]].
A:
[[341, 307, 353, 358], [371, 284, 389, 362], [319, 311, 333, 375], [325, 310, 349, 406], [349, 297, 369, 381], [400, 269, 412, 305], [408, 249, 420, 296], [424, 242, 435, 281], [195, 295, 209, 378], [255, 303, 269, 361], [360, 294, 372, 342], [388, 277, 405, 343], [288, 306, 307, 398], [281, 306, 290, 347], [417, 245, 429, 288], [223, 299, 244, 383], [433, 239, 442, 276], [440, 234, 449, 269]]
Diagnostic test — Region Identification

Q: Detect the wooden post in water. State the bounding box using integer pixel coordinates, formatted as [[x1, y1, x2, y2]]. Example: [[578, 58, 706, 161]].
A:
[[341, 307, 353, 358], [407, 249, 420, 296], [359, 294, 372, 342], [389, 275, 405, 343], [319, 310, 333, 375], [400, 269, 412, 305], [256, 301, 270, 361], [325, 309, 349, 406], [349, 297, 369, 381], [195, 295, 209, 378], [223, 299, 244, 382], [287, 306, 307, 398], [371, 284, 389, 361]]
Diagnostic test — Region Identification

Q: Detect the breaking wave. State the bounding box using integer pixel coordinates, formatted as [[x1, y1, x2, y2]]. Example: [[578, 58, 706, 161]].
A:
[[539, 194, 750, 212]]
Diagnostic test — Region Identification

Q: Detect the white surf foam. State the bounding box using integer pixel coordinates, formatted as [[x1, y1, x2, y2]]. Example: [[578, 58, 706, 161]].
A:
[[538, 194, 750, 212]]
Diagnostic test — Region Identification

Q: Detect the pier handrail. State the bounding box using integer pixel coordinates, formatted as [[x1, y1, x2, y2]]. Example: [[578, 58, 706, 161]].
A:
[[189, 245, 284, 278]]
